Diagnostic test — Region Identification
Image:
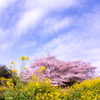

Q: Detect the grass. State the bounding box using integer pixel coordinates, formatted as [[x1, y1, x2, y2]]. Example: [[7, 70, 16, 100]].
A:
[[0, 75, 100, 100]]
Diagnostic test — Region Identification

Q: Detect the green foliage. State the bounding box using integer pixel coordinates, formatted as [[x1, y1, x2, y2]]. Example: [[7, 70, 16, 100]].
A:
[[0, 64, 13, 85], [0, 96, 5, 100], [0, 64, 13, 78]]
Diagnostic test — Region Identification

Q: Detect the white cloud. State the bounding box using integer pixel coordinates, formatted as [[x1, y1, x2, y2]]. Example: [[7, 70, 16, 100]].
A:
[[28, 29, 100, 76], [0, 0, 81, 51], [16, 8, 45, 32], [20, 41, 37, 50], [0, 43, 9, 50], [84, 48, 100, 62], [28, 33, 79, 60], [73, 7, 100, 37], [0, 0, 16, 13], [39, 17, 73, 37], [0, 28, 17, 51], [0, 28, 9, 41], [13, 0, 80, 41], [24, 0, 79, 11]]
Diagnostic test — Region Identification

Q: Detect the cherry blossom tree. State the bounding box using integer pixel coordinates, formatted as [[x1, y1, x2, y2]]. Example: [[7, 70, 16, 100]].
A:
[[21, 54, 97, 86]]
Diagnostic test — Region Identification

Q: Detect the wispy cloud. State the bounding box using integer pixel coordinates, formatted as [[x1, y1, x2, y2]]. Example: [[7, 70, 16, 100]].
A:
[[0, 28, 9, 41], [13, 0, 79, 39], [20, 41, 37, 50], [15, 9, 45, 32], [38, 17, 73, 37], [0, 0, 80, 51], [24, 0, 79, 10], [0, 0, 17, 14]]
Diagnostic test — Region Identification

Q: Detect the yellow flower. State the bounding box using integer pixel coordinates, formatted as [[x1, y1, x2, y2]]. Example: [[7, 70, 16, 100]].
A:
[[24, 67, 27, 70], [9, 65, 12, 68], [28, 92, 30, 95], [15, 73, 18, 75], [41, 66, 46, 71], [7, 81, 11, 86], [26, 57, 29, 60], [32, 74, 34, 77], [46, 78, 50, 82], [28, 76, 30, 78], [20, 89, 22, 91], [16, 70, 17, 72], [11, 61, 14, 64], [21, 56, 25, 60], [12, 69, 16, 73], [38, 70, 41, 73], [34, 76, 36, 79], [9, 71, 11, 73]]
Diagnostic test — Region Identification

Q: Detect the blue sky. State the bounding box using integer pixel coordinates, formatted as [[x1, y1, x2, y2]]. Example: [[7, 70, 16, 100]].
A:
[[0, 0, 100, 78]]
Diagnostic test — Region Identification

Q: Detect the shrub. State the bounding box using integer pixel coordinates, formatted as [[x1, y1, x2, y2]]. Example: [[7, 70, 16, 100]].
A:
[[0, 64, 14, 85]]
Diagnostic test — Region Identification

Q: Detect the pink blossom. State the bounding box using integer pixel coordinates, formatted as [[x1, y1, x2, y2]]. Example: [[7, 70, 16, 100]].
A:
[[21, 54, 97, 86]]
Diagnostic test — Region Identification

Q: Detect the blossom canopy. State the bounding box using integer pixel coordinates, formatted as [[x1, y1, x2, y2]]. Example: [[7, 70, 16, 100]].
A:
[[21, 54, 97, 86]]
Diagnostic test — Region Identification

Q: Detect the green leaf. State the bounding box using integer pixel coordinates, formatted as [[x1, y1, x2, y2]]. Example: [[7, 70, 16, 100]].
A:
[[5, 97, 13, 100]]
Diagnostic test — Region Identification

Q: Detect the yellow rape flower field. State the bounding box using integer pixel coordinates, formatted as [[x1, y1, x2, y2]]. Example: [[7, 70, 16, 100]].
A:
[[0, 56, 100, 100], [0, 75, 100, 100]]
